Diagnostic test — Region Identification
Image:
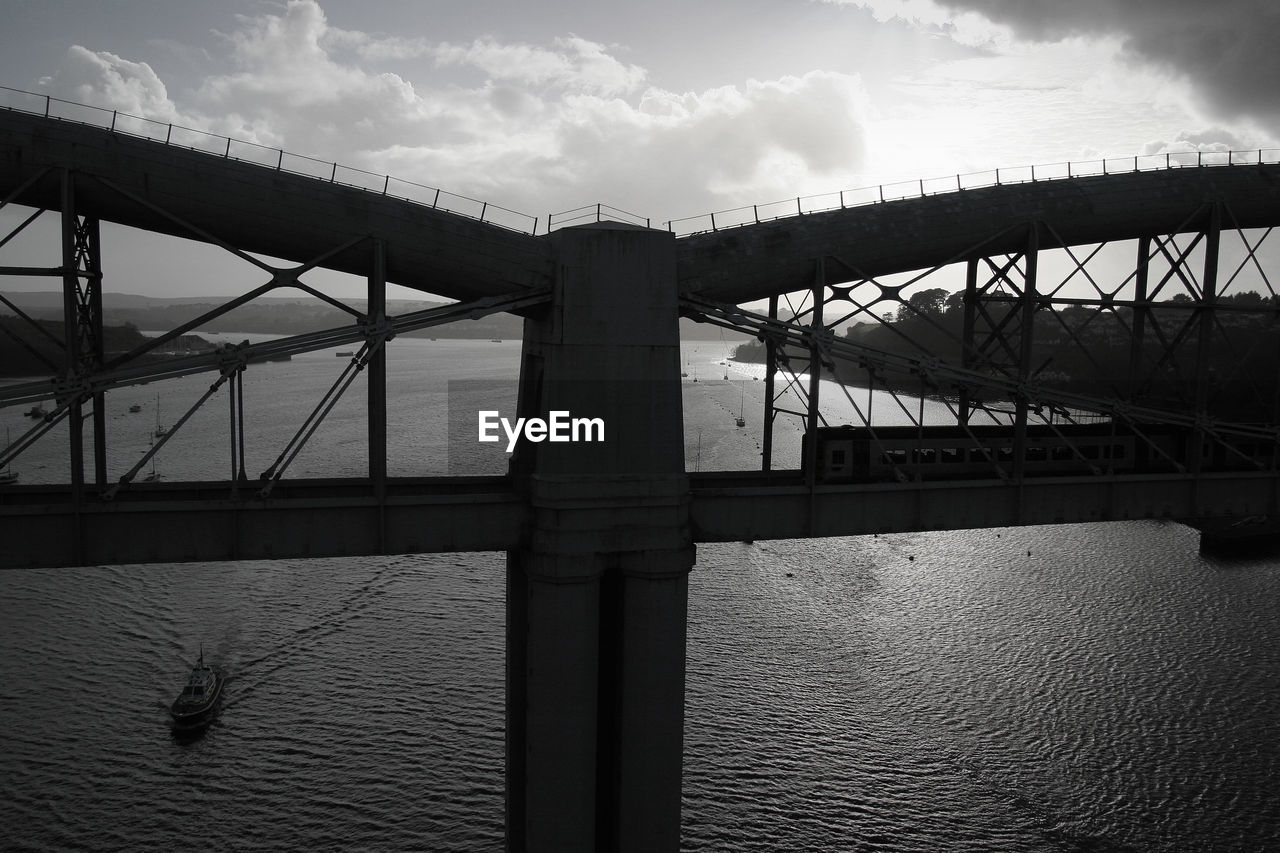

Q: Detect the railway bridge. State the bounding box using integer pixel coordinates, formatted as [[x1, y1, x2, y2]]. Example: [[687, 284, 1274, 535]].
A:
[[4, 93, 1280, 852]]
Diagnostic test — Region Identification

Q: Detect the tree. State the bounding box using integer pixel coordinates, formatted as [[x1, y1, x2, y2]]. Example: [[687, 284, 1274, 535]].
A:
[[895, 287, 950, 322]]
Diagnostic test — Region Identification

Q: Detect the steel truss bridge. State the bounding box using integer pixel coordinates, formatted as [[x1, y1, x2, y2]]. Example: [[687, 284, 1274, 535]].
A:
[[4, 97, 1280, 852]]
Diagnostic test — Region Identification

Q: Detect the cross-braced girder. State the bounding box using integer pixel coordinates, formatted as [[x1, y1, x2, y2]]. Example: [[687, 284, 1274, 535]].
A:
[[683, 199, 1280, 485], [0, 167, 549, 497]]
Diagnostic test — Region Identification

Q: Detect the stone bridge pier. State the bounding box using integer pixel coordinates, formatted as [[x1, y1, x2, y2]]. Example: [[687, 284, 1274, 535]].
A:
[[505, 223, 693, 852]]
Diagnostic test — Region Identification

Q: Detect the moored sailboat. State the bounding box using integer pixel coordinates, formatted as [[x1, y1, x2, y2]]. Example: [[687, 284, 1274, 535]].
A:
[[153, 394, 169, 438]]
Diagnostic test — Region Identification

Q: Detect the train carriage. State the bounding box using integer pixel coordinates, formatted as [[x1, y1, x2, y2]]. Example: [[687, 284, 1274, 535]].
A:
[[803, 422, 1208, 484]]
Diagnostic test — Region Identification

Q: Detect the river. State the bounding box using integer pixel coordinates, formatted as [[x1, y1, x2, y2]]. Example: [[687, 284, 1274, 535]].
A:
[[1, 337, 1277, 851]]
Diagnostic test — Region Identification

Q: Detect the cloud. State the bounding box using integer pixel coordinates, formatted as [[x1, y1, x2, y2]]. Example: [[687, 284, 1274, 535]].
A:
[[550, 71, 870, 218], [323, 28, 432, 63], [832, 0, 1012, 47], [1142, 127, 1253, 157], [31, 0, 873, 223], [39, 45, 182, 124], [432, 35, 647, 98], [926, 0, 1280, 129]]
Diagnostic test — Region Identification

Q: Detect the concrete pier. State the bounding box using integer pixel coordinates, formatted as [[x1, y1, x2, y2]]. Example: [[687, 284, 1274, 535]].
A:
[[506, 224, 693, 852]]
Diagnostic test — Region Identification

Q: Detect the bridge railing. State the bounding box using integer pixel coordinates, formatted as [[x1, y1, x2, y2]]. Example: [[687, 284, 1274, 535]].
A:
[[546, 203, 652, 231], [11, 85, 1280, 243], [0, 85, 541, 236], [666, 148, 1280, 236]]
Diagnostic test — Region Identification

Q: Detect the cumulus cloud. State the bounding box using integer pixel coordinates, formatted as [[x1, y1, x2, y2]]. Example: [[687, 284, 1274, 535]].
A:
[[32, 0, 872, 223], [923, 0, 1280, 129], [1142, 127, 1253, 157], [550, 71, 869, 218], [39, 45, 182, 123], [323, 27, 432, 62], [432, 35, 647, 98]]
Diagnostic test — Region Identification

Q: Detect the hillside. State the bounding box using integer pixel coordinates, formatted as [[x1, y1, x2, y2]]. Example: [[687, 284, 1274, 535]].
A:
[[1, 292, 743, 342], [0, 315, 213, 378]]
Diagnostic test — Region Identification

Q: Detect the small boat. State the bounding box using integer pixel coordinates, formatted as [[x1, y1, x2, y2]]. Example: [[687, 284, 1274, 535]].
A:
[[24, 404, 46, 418], [490, 339, 502, 343], [335, 350, 354, 357], [170, 648, 224, 730], [129, 404, 142, 413]]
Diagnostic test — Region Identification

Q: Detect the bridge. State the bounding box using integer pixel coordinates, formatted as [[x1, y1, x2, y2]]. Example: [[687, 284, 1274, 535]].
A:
[[4, 92, 1280, 852]]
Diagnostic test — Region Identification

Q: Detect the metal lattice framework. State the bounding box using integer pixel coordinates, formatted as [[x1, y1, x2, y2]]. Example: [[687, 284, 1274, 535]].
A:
[[6, 97, 1280, 507], [681, 198, 1280, 484], [0, 166, 549, 499]]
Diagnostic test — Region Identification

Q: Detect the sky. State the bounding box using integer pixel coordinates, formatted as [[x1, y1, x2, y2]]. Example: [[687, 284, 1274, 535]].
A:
[[1, 0, 1277, 299]]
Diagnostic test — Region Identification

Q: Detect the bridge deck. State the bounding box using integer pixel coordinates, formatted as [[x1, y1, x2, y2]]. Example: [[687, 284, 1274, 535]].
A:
[[0, 110, 553, 300], [1, 469, 1271, 568], [676, 164, 1280, 302]]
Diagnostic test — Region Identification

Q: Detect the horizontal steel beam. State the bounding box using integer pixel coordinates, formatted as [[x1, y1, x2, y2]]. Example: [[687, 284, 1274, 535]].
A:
[[0, 476, 526, 568], [7, 469, 1278, 568], [687, 470, 1280, 541]]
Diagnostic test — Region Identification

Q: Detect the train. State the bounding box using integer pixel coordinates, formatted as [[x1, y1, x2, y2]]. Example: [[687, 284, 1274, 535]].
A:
[[802, 422, 1277, 483]]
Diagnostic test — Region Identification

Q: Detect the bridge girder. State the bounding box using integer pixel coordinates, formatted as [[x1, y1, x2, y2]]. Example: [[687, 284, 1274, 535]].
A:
[[0, 110, 554, 300], [675, 165, 1280, 303], [7, 105, 1280, 565]]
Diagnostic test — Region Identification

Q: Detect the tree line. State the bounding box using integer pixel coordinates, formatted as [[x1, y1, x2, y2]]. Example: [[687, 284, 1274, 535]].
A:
[[731, 289, 1280, 421]]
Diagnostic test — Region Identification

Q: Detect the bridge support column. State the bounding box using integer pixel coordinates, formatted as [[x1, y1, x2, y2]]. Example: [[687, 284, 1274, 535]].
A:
[[505, 223, 692, 853]]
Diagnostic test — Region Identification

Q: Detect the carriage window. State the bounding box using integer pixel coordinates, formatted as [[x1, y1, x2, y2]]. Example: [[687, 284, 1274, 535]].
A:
[[830, 449, 847, 466]]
